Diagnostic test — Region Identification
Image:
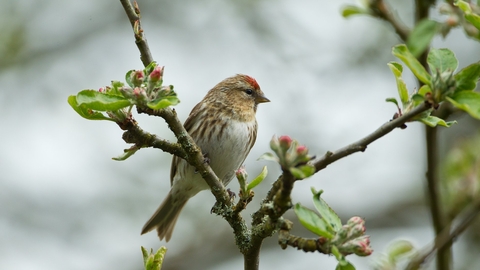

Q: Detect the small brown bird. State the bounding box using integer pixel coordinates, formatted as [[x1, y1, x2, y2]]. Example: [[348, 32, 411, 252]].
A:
[[141, 74, 269, 241]]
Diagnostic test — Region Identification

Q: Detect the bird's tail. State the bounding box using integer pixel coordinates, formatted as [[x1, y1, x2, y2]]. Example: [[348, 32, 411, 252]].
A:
[[141, 191, 187, 242]]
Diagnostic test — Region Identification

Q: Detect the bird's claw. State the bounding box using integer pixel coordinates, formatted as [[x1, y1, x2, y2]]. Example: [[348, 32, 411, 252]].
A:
[[203, 153, 210, 165]]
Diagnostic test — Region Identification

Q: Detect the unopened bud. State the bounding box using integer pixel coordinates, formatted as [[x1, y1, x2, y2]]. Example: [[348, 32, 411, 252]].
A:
[[446, 16, 458, 27], [236, 166, 248, 182], [98, 87, 105, 93], [346, 216, 366, 239], [296, 145, 308, 156], [465, 24, 480, 38], [130, 70, 145, 87], [438, 3, 453, 14], [119, 87, 134, 99], [347, 216, 364, 226], [332, 224, 350, 245], [133, 87, 148, 103], [340, 235, 372, 256], [236, 165, 248, 194], [269, 136, 280, 152], [149, 66, 163, 83], [352, 235, 373, 256], [278, 135, 292, 150]]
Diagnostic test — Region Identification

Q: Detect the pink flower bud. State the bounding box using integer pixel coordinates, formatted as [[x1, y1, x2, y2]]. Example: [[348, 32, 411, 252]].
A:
[[235, 165, 248, 193], [236, 166, 247, 179], [149, 66, 163, 82], [278, 135, 292, 150], [134, 70, 144, 79], [446, 16, 458, 27], [347, 216, 364, 226], [130, 70, 145, 87], [339, 235, 372, 256], [296, 145, 308, 156], [98, 87, 105, 93], [133, 87, 141, 96], [346, 216, 366, 239], [352, 236, 372, 256]]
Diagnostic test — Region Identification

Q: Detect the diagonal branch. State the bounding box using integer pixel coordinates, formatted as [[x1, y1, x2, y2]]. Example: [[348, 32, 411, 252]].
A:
[[370, 0, 410, 41], [313, 102, 431, 172], [121, 116, 187, 159], [119, 0, 154, 67], [246, 102, 433, 270], [406, 197, 480, 270]]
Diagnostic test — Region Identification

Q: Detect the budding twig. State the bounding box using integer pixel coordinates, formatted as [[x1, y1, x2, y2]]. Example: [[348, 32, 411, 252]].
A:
[[313, 101, 431, 172], [119, 0, 154, 67], [119, 0, 251, 250]]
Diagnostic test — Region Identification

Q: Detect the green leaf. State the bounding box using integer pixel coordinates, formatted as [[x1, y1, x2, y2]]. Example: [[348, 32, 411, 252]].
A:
[[76, 90, 132, 111], [112, 147, 139, 161], [447, 91, 480, 119], [311, 188, 342, 233], [289, 165, 315, 179], [147, 96, 179, 110], [341, 5, 369, 18], [387, 62, 409, 105], [247, 166, 268, 191], [411, 94, 426, 107], [110, 81, 125, 96], [294, 203, 334, 239], [141, 246, 150, 266], [454, 62, 480, 92], [386, 240, 415, 262], [407, 19, 439, 57], [427, 48, 458, 74], [145, 254, 155, 270], [465, 13, 480, 30], [392, 44, 431, 85], [385, 97, 399, 106], [141, 246, 167, 270], [125, 69, 134, 87], [67, 95, 113, 121], [258, 152, 278, 162], [455, 0, 472, 13], [419, 115, 456, 127], [152, 247, 167, 270], [335, 261, 356, 270], [456, 0, 480, 30], [418, 84, 432, 96], [144, 61, 158, 75], [147, 88, 180, 110], [332, 246, 356, 270]]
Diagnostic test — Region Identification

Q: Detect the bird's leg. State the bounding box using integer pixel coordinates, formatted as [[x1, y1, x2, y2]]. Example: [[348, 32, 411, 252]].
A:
[[202, 153, 210, 165], [195, 153, 210, 174], [226, 188, 236, 200]]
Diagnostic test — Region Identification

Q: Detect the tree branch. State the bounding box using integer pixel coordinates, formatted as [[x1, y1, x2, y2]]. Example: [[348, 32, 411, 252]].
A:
[[119, 0, 154, 67], [406, 197, 480, 270], [120, 116, 187, 159], [409, 0, 452, 268], [313, 102, 431, 172], [119, 0, 251, 255], [370, 0, 410, 41], [245, 102, 432, 270]]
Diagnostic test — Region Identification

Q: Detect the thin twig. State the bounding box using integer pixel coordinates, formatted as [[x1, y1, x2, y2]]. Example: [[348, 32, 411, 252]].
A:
[[406, 198, 480, 270], [119, 0, 154, 67], [121, 117, 187, 159], [370, 0, 410, 41], [246, 102, 432, 270], [313, 102, 431, 172]]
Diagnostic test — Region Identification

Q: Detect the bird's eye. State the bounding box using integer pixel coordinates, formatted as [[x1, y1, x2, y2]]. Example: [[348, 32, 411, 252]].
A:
[[245, 89, 254, 95]]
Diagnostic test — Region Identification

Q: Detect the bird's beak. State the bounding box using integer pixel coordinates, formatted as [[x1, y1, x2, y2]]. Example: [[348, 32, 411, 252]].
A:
[[256, 95, 270, 103]]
